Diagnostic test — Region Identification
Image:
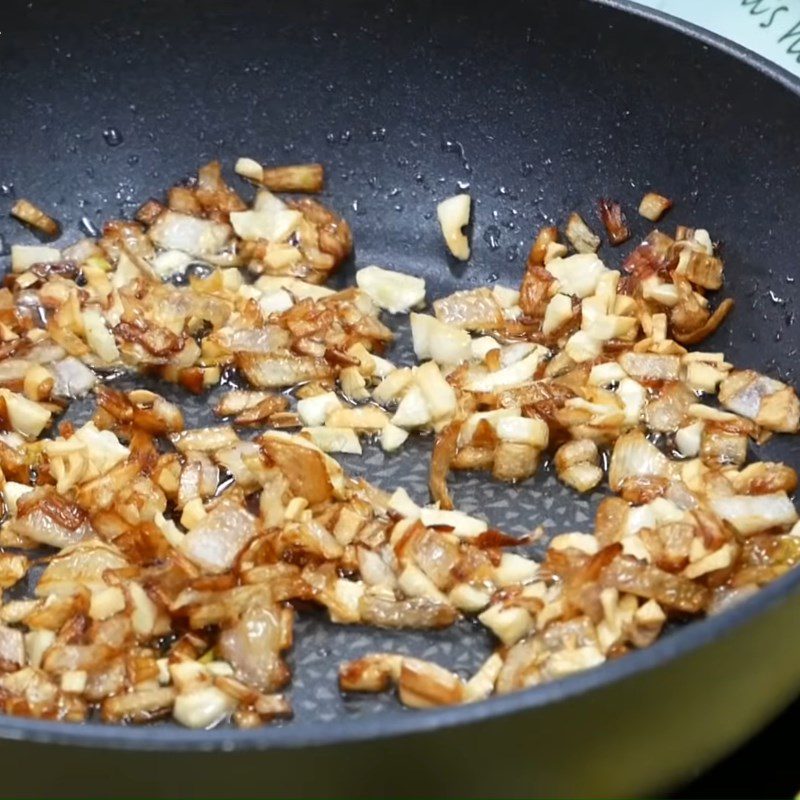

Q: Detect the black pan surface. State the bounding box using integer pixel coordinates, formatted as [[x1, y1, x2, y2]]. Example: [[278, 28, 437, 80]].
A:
[[1, 0, 800, 795]]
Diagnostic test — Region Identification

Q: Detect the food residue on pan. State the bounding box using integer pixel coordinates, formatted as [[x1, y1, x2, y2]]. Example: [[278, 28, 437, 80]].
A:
[[0, 160, 797, 728]]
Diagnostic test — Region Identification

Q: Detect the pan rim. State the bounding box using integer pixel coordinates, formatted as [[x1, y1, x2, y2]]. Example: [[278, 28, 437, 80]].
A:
[[597, 0, 800, 97], [2, 0, 800, 751]]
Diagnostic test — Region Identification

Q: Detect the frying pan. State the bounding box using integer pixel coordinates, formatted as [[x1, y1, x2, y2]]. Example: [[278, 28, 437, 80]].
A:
[[1, 0, 800, 795]]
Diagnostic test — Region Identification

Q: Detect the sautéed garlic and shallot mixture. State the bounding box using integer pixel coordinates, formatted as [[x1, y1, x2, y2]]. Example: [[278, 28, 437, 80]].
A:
[[0, 161, 797, 728]]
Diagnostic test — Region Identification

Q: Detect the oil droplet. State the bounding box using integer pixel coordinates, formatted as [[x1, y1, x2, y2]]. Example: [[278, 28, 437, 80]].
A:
[[0, 182, 14, 196], [80, 216, 100, 237], [103, 127, 123, 147], [368, 127, 386, 142], [127, 154, 140, 166], [506, 245, 519, 261], [441, 136, 460, 154], [521, 162, 534, 176], [186, 262, 214, 281], [769, 290, 785, 305], [326, 130, 352, 146], [441, 136, 470, 170], [483, 225, 501, 249]]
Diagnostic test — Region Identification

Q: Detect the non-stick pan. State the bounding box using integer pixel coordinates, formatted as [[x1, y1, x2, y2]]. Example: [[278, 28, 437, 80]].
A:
[[2, 0, 800, 796]]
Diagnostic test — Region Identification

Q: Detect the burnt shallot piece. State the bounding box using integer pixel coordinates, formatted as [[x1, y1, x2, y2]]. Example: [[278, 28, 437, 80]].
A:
[[598, 198, 631, 245], [0, 163, 797, 730]]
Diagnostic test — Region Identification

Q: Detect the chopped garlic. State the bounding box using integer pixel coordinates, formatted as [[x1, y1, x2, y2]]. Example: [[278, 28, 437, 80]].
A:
[[392, 385, 432, 428], [82, 309, 119, 363], [89, 586, 125, 621], [464, 653, 504, 702], [388, 488, 421, 518], [230, 191, 302, 242], [151, 250, 195, 280], [449, 583, 492, 612], [675, 421, 703, 457], [326, 406, 389, 430], [370, 354, 396, 379], [617, 378, 646, 427], [478, 605, 533, 646], [546, 253, 608, 298], [492, 285, 520, 308], [10, 245, 60, 273], [683, 543, 736, 579], [180, 498, 208, 530], [550, 532, 600, 555], [410, 313, 472, 365], [471, 336, 502, 360], [173, 686, 236, 729], [255, 275, 335, 300], [589, 361, 627, 386], [258, 288, 295, 316], [415, 361, 456, 424], [564, 330, 602, 363], [0, 389, 51, 439], [373, 368, 414, 405], [234, 157, 264, 182], [710, 492, 798, 535], [72, 422, 129, 474], [339, 366, 370, 401], [436, 194, 471, 260], [493, 553, 539, 586], [398, 564, 448, 603], [494, 416, 549, 448], [542, 293, 573, 336], [356, 266, 426, 313], [459, 407, 519, 446], [303, 427, 362, 455], [381, 423, 409, 452], [297, 392, 343, 426], [685, 361, 727, 394], [419, 508, 488, 538], [465, 348, 548, 392], [1, 482, 34, 515], [642, 276, 680, 307]]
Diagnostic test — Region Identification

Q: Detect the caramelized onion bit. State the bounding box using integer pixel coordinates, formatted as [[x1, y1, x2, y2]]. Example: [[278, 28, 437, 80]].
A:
[[11, 199, 60, 238], [598, 199, 630, 246], [638, 192, 673, 222]]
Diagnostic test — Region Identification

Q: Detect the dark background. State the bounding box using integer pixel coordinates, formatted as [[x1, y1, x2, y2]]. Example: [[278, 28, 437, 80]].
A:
[[677, 698, 798, 798]]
